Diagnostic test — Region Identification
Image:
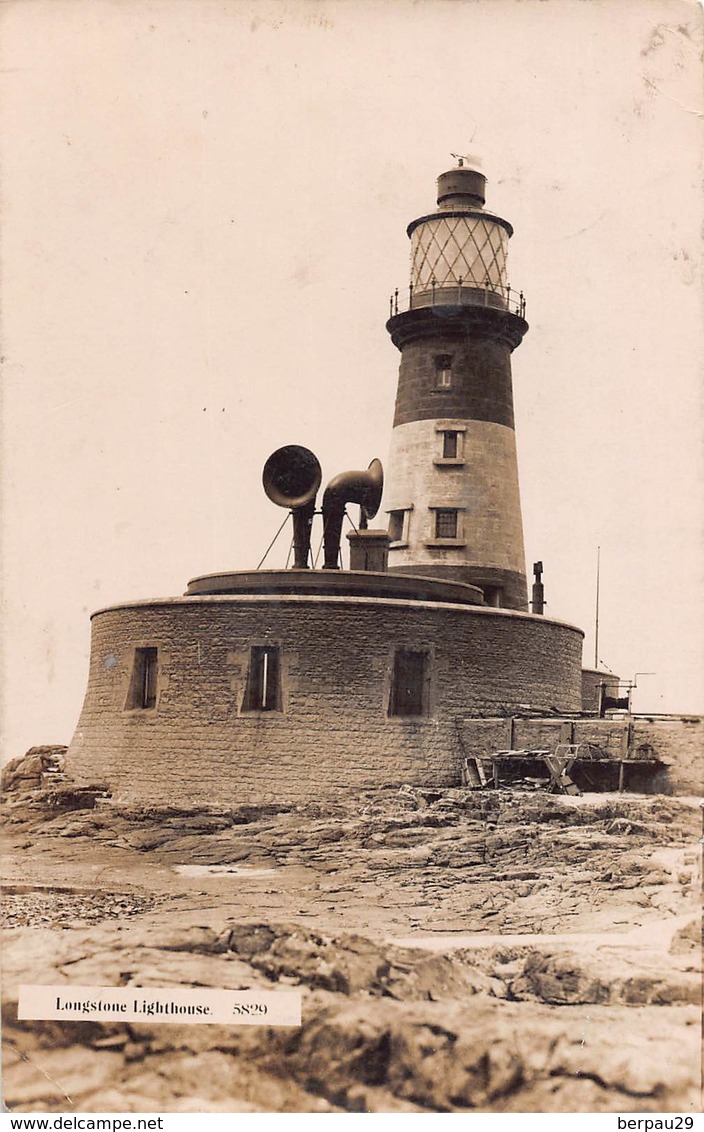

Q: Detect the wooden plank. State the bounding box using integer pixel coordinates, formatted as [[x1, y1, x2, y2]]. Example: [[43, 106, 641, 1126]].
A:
[[461, 758, 480, 788], [475, 759, 491, 787], [489, 752, 659, 765]]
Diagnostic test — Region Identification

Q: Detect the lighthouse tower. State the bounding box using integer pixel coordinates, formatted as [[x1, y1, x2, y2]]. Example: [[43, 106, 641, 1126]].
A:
[[384, 159, 529, 611]]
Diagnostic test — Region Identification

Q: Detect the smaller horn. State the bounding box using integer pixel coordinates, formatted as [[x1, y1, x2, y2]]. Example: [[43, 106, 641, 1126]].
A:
[[359, 458, 383, 523], [262, 445, 322, 569], [322, 458, 384, 570]]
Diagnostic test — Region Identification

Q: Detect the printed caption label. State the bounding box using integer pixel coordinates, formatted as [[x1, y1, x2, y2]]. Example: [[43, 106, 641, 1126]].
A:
[[18, 985, 301, 1026]]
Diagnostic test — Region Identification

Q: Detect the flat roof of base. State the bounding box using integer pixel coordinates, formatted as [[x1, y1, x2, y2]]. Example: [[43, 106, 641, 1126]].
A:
[[90, 589, 584, 637]]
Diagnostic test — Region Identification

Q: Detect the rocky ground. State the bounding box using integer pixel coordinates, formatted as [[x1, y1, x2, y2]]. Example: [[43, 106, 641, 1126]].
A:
[[2, 752, 702, 1113]]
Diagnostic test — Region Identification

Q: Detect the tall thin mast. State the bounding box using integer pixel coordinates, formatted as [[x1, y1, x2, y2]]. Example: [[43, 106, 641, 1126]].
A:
[[594, 545, 601, 668]]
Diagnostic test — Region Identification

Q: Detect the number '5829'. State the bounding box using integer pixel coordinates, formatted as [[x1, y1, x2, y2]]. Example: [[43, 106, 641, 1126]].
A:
[[232, 1003, 268, 1016]]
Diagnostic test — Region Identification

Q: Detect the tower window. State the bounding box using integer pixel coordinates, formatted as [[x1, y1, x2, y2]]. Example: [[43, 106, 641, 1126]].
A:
[[388, 508, 410, 545], [435, 354, 453, 388], [434, 509, 458, 539], [434, 423, 466, 465], [388, 510, 404, 542], [442, 431, 459, 459], [483, 586, 503, 608], [389, 649, 429, 717], [125, 647, 158, 710], [243, 645, 281, 712]]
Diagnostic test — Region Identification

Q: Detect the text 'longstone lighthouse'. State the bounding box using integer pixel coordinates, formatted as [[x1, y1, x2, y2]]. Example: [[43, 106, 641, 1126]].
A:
[[384, 159, 529, 611]]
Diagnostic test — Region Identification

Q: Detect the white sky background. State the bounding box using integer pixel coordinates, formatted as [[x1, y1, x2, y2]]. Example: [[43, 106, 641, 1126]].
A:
[[1, 0, 702, 760]]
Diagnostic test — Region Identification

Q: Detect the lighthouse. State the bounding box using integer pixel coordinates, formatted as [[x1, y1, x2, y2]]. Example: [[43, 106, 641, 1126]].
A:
[[384, 158, 529, 611], [64, 157, 590, 809]]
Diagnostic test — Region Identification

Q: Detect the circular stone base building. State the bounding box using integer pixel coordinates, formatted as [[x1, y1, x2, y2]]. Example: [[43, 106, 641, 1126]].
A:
[[65, 570, 584, 806]]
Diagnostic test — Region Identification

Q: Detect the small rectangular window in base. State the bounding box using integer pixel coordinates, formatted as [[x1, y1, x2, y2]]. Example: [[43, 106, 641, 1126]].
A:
[[243, 645, 281, 712], [389, 649, 429, 717], [126, 647, 158, 710]]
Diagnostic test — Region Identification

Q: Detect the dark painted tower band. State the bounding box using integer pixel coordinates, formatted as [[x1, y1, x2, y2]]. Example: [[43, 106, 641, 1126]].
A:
[[384, 160, 529, 610]]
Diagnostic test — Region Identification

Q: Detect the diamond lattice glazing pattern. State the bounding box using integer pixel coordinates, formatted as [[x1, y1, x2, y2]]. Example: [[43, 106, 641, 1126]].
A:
[[410, 217, 508, 290]]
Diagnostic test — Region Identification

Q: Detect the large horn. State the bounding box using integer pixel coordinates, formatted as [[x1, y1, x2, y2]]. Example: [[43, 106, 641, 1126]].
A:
[[262, 445, 322, 569], [322, 458, 384, 570]]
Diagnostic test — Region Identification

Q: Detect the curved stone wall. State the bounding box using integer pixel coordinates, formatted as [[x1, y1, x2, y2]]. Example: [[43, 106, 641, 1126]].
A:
[[581, 668, 621, 713], [65, 594, 584, 805]]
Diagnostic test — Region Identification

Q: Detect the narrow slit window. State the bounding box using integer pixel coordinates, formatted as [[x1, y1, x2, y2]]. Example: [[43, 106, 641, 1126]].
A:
[[442, 431, 459, 459], [243, 645, 281, 712], [126, 647, 158, 710], [435, 354, 453, 388], [435, 509, 458, 539], [389, 649, 429, 717]]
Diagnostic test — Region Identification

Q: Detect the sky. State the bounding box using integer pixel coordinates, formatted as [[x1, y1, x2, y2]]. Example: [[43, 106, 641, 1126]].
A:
[[1, 0, 703, 761]]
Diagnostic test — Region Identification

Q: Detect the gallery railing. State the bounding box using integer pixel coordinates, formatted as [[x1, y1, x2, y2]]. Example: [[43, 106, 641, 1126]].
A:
[[389, 281, 526, 319]]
